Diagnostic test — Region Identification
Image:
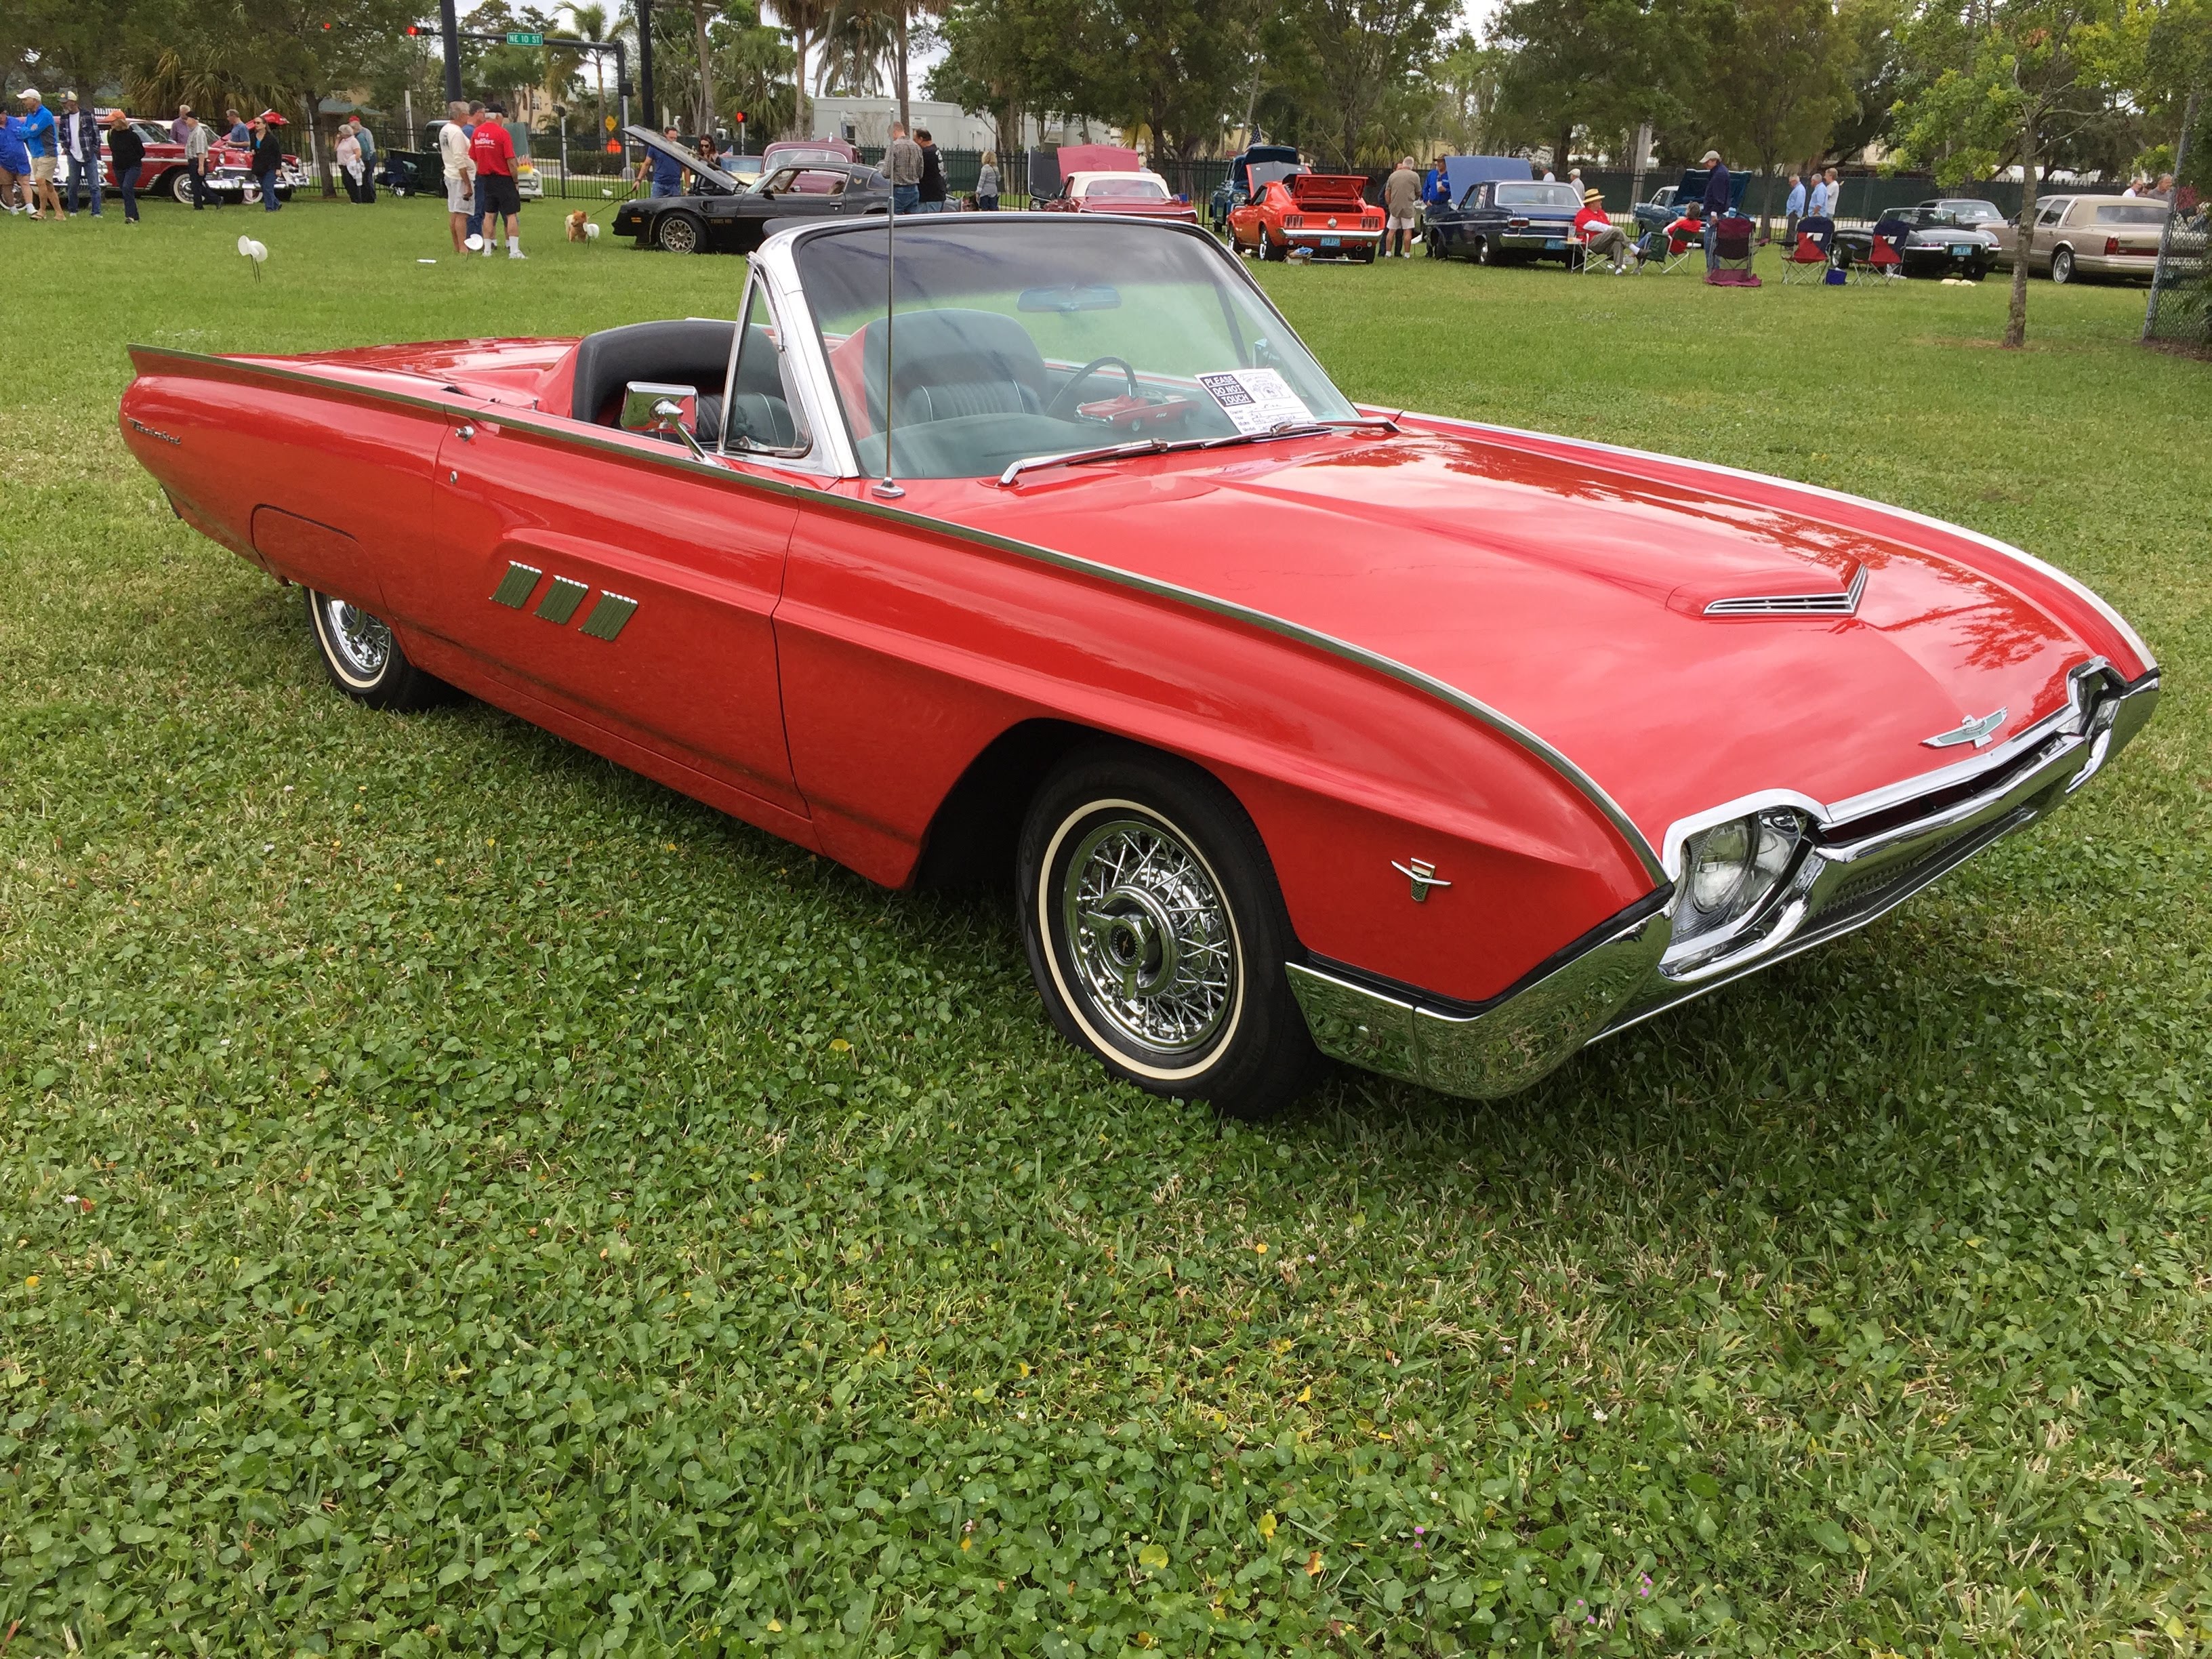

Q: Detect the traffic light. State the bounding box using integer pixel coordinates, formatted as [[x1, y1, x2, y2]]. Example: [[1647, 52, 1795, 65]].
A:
[[733, 112, 745, 125], [405, 22, 423, 32]]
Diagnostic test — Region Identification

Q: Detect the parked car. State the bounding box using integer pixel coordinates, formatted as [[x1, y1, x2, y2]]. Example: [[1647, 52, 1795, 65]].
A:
[[1425, 177, 1586, 265], [1036, 169, 1198, 223], [117, 213, 2159, 1118], [1227, 171, 1382, 262], [84, 116, 298, 203], [1834, 206, 2002, 279], [1919, 197, 2015, 264], [2020, 194, 2170, 283], [612, 126, 888, 253], [1210, 142, 1302, 230]]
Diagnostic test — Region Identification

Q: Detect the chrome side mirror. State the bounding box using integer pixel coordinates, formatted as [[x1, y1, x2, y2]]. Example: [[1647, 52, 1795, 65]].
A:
[[619, 381, 709, 460]]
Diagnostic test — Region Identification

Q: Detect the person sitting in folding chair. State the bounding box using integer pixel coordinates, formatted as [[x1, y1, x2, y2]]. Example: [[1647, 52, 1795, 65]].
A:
[[1572, 187, 1634, 273], [1705, 211, 1759, 284], [1636, 201, 1704, 273], [1780, 213, 1835, 283]]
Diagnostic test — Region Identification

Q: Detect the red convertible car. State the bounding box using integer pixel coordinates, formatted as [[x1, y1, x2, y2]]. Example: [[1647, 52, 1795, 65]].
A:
[[119, 216, 2158, 1117], [1036, 169, 1200, 224], [1229, 171, 1385, 262]]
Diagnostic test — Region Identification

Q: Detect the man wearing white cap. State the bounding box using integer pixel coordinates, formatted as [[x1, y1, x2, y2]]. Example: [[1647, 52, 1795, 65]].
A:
[[18, 90, 61, 220]]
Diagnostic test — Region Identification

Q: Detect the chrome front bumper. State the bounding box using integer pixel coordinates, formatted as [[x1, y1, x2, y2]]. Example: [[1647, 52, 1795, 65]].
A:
[[1287, 663, 2158, 1099]]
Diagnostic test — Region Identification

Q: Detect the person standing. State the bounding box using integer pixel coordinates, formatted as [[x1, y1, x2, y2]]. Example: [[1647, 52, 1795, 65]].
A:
[[1383, 155, 1420, 258], [335, 121, 364, 203], [250, 112, 285, 211], [0, 108, 28, 215], [106, 109, 146, 224], [58, 91, 103, 218], [1818, 167, 1841, 220], [1783, 172, 1805, 245], [470, 101, 525, 258], [975, 149, 1000, 211], [18, 91, 60, 220], [226, 109, 251, 144], [1698, 147, 1730, 270], [916, 128, 946, 212], [352, 117, 377, 201], [438, 99, 476, 254], [644, 126, 687, 197], [886, 122, 922, 214], [180, 110, 211, 209], [169, 104, 192, 144]]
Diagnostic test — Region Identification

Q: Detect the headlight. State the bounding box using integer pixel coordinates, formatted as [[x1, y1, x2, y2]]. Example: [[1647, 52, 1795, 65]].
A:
[[1676, 810, 1805, 944]]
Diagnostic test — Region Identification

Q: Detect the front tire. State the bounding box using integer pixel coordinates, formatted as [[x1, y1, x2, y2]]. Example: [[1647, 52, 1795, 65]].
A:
[[2050, 246, 2074, 284], [656, 210, 705, 253], [305, 591, 452, 711], [1017, 746, 1317, 1120]]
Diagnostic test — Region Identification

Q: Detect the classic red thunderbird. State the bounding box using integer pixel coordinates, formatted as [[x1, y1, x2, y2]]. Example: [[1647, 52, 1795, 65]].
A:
[[119, 216, 2158, 1117], [1229, 170, 1385, 262]]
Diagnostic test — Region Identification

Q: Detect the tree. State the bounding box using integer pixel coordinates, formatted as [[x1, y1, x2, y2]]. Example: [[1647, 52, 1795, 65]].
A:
[[1828, 0, 1910, 165], [565, 3, 636, 143], [1429, 35, 1506, 155], [1892, 0, 2138, 346], [764, 0, 832, 136], [1489, 0, 1720, 171], [1700, 0, 1849, 232], [1292, 0, 1457, 165]]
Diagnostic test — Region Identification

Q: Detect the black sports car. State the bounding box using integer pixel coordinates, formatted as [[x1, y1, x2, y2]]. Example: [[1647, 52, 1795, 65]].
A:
[[1833, 206, 2001, 279], [1424, 178, 1585, 265], [612, 126, 889, 254]]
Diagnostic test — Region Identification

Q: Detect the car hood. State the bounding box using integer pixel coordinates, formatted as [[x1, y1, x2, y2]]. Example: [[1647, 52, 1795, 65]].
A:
[[941, 423, 2141, 853]]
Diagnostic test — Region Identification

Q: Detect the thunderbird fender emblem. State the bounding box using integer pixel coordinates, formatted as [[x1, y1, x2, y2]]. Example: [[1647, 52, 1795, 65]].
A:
[[1390, 857, 1451, 903], [1923, 708, 2008, 749]]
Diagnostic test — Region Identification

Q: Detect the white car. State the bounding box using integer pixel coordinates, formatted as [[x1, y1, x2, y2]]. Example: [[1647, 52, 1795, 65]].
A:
[[1040, 169, 1200, 222]]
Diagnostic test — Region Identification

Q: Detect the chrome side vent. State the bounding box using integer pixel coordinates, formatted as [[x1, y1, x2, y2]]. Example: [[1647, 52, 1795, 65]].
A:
[[1704, 564, 1865, 617]]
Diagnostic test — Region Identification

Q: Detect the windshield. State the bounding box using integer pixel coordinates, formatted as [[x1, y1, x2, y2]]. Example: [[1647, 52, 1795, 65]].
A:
[[1085, 177, 1168, 200], [1496, 183, 1581, 209], [2095, 203, 2167, 224], [794, 218, 1356, 480], [1937, 201, 2001, 223]]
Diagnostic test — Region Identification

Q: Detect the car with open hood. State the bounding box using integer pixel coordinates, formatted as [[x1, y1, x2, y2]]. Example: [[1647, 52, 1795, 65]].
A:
[[611, 125, 889, 253], [1227, 170, 1383, 262], [117, 214, 2158, 1118], [1209, 143, 1301, 230], [1425, 176, 1589, 265]]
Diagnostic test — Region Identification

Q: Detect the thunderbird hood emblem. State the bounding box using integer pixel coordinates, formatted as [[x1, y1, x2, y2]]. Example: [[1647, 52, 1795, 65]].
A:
[[1923, 708, 2007, 749]]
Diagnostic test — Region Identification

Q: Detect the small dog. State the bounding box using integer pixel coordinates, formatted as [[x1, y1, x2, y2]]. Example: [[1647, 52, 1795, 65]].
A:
[[566, 210, 600, 243]]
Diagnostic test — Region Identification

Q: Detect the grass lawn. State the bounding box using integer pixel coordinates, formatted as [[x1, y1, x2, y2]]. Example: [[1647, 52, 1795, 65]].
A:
[[3, 196, 2209, 1657]]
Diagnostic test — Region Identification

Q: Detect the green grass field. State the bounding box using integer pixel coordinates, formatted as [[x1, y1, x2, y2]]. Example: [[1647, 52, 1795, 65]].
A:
[[3, 196, 2209, 1657]]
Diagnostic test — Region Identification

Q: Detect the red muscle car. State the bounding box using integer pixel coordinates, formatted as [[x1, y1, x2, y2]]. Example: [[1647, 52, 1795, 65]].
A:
[[118, 216, 2158, 1118], [1229, 171, 1385, 262]]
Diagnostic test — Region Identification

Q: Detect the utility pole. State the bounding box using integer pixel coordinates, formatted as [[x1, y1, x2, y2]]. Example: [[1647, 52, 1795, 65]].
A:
[[439, 0, 462, 102], [635, 0, 655, 129]]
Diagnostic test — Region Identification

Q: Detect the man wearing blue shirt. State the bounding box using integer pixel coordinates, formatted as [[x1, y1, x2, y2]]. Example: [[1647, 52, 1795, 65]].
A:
[[647, 126, 687, 196], [17, 89, 60, 221], [1783, 173, 1805, 244]]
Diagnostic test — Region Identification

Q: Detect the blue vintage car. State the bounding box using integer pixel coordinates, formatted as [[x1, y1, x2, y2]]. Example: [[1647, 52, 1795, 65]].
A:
[[1209, 144, 1302, 231], [1425, 176, 1586, 265], [1632, 167, 1751, 235]]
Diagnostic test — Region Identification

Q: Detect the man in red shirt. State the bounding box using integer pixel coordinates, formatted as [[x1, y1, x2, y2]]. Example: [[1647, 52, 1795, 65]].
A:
[[469, 102, 525, 259], [1573, 188, 1631, 273]]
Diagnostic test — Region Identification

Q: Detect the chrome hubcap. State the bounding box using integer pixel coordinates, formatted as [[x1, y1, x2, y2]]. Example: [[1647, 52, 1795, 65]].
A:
[[1061, 817, 1235, 1055], [323, 596, 391, 678]]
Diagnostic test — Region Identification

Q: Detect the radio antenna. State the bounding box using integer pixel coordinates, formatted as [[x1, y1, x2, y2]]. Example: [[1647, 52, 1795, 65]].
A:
[[871, 192, 904, 500]]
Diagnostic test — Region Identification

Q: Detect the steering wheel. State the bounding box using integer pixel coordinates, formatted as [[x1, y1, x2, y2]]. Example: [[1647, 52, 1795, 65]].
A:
[[1046, 356, 1141, 422]]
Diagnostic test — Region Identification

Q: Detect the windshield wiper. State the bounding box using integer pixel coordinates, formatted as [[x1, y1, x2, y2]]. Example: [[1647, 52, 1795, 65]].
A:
[[994, 415, 1401, 488]]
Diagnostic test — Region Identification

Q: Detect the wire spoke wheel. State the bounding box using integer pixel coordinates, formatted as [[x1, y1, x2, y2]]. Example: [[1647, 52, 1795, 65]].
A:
[[320, 595, 392, 681], [1059, 817, 1237, 1058]]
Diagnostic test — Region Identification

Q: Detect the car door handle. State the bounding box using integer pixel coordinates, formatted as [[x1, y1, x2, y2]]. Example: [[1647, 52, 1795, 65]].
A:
[[455, 424, 475, 442]]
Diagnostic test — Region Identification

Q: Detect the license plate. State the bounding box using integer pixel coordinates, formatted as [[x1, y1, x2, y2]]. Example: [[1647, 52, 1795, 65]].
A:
[[1320, 236, 1340, 249], [1544, 237, 1565, 249], [1950, 244, 1974, 255]]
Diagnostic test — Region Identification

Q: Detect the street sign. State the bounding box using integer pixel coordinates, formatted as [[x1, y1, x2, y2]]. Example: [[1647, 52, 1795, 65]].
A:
[[604, 115, 616, 131], [605, 139, 621, 153], [506, 30, 543, 44]]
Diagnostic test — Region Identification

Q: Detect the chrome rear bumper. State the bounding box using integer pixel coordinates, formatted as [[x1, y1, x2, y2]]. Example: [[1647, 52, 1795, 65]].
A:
[[1286, 663, 2158, 1099]]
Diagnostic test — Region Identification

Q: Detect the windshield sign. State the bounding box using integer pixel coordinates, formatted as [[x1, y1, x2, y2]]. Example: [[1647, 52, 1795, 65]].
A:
[[795, 220, 1355, 480]]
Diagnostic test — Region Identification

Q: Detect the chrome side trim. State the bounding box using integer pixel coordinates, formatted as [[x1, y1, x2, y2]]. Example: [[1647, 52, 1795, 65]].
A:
[[128, 337, 1664, 880], [1286, 908, 1671, 1100], [1405, 411, 2155, 672]]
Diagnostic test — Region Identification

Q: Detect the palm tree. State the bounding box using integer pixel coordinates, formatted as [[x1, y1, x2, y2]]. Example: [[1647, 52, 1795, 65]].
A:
[[764, 0, 830, 138], [814, 0, 896, 95], [564, 3, 632, 144]]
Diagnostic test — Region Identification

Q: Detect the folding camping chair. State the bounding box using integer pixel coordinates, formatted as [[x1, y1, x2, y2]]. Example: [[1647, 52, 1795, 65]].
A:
[[1852, 221, 1908, 282], [1635, 213, 1704, 274], [1704, 212, 1759, 284], [1572, 219, 1629, 274], [1780, 214, 1835, 283]]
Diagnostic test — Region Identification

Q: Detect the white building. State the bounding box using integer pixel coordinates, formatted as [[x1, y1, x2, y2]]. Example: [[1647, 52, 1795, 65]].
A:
[[805, 96, 1096, 152]]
